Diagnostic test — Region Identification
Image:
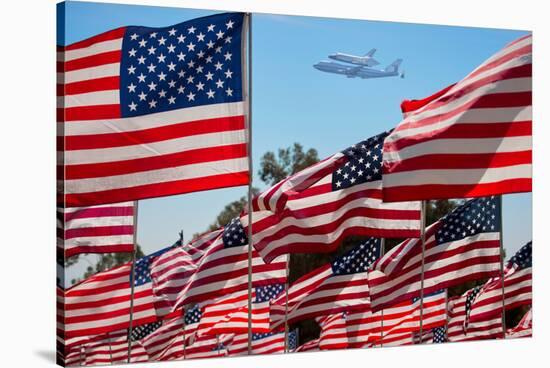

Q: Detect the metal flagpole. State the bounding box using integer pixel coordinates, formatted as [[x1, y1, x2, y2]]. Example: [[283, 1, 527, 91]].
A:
[[498, 195, 506, 338], [244, 12, 254, 356], [418, 200, 427, 343], [379, 238, 385, 347], [127, 200, 139, 363], [284, 256, 290, 353], [182, 305, 187, 359], [107, 332, 113, 363]]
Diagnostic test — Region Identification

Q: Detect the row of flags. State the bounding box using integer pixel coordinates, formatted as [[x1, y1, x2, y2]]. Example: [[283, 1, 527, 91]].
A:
[[56, 10, 532, 366]]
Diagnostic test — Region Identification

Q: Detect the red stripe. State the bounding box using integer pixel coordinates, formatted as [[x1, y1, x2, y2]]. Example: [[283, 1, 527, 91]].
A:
[[61, 104, 121, 122], [65, 171, 249, 207], [64, 115, 245, 150], [65, 143, 247, 179], [382, 178, 532, 202], [65, 245, 134, 258], [60, 50, 121, 72], [64, 205, 133, 221], [401, 83, 456, 114], [64, 224, 134, 239], [59, 76, 120, 96], [62, 27, 126, 51]]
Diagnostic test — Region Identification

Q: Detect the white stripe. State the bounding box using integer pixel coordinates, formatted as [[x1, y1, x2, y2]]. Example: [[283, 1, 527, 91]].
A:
[[60, 38, 123, 62], [60, 62, 120, 84], [64, 234, 134, 248], [61, 90, 120, 108], [65, 215, 133, 229]]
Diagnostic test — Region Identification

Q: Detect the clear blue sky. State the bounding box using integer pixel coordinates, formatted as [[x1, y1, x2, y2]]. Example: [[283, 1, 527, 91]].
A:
[[61, 1, 531, 281]]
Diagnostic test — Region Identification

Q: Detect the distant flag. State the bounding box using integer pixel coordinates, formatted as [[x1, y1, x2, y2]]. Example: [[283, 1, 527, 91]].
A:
[[295, 338, 320, 352], [467, 241, 532, 324], [136, 315, 184, 361], [270, 238, 380, 329], [463, 286, 483, 331], [151, 218, 287, 316], [58, 12, 249, 207], [227, 329, 298, 356], [368, 196, 501, 311], [57, 202, 134, 257], [63, 244, 175, 338], [507, 308, 532, 338], [242, 132, 421, 264], [432, 326, 447, 343], [316, 313, 348, 350], [382, 34, 532, 202]]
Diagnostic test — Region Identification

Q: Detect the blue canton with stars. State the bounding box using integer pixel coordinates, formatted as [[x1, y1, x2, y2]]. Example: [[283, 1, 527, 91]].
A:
[[432, 326, 447, 343], [222, 217, 248, 248], [331, 131, 390, 191], [412, 289, 445, 304], [131, 320, 163, 341], [133, 244, 175, 286], [185, 304, 202, 326], [435, 196, 500, 245], [255, 283, 284, 303], [508, 241, 532, 270], [119, 13, 244, 117], [463, 285, 483, 331], [252, 329, 298, 350], [330, 237, 381, 276]]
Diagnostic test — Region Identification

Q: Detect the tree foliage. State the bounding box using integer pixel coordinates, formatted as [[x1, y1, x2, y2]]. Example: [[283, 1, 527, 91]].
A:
[[258, 143, 319, 186]]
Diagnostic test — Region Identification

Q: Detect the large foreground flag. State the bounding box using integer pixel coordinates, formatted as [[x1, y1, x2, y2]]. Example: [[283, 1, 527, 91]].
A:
[[244, 132, 421, 263], [270, 238, 380, 329], [368, 196, 501, 311], [58, 202, 135, 257], [382, 34, 532, 202], [58, 12, 249, 207], [468, 241, 532, 324]]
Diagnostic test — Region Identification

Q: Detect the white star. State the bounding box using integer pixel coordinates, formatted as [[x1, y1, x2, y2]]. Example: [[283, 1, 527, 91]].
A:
[[168, 80, 176, 88], [177, 85, 185, 94], [127, 65, 136, 74], [224, 52, 232, 61], [130, 33, 139, 40], [207, 24, 215, 32], [149, 32, 157, 39], [158, 89, 167, 98], [187, 60, 195, 68], [197, 50, 205, 59], [206, 55, 213, 63], [196, 32, 205, 42], [128, 101, 137, 111], [187, 26, 196, 34], [147, 63, 156, 73], [138, 91, 147, 101], [224, 69, 233, 78], [147, 81, 157, 91], [167, 62, 176, 71], [157, 71, 167, 81], [157, 53, 166, 63], [158, 36, 166, 45], [206, 89, 215, 98], [137, 73, 147, 83], [336, 181, 342, 188], [128, 48, 137, 57], [168, 28, 177, 36], [127, 83, 136, 93], [215, 61, 223, 70], [186, 75, 195, 84], [138, 38, 147, 47], [226, 87, 233, 96], [187, 42, 196, 52], [206, 40, 215, 49], [149, 99, 157, 108], [167, 44, 176, 53], [226, 20, 235, 29], [137, 55, 146, 64], [187, 91, 195, 101], [195, 65, 204, 74], [215, 79, 224, 88], [216, 30, 225, 39], [215, 46, 222, 53], [224, 36, 232, 44], [178, 70, 186, 78], [147, 46, 156, 55], [196, 81, 205, 91], [177, 34, 186, 43], [177, 52, 186, 61], [168, 95, 176, 104], [205, 71, 214, 81]]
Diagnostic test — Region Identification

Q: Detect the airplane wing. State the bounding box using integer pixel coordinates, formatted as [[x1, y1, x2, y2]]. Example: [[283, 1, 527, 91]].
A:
[[364, 48, 376, 57]]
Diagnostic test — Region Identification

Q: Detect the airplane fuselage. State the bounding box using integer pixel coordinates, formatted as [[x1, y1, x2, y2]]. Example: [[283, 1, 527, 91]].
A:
[[313, 61, 400, 79], [328, 53, 379, 67]]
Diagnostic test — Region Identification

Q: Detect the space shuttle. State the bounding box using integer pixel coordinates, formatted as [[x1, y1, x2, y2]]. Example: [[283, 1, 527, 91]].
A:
[[328, 48, 380, 67]]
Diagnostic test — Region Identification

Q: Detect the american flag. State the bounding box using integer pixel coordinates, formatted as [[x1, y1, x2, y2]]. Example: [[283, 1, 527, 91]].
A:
[[382, 34, 532, 202], [63, 244, 175, 338], [242, 132, 421, 264], [345, 290, 447, 348], [507, 308, 532, 339], [226, 329, 298, 356], [58, 202, 134, 257], [58, 12, 249, 207], [368, 196, 501, 311], [295, 338, 320, 352], [468, 241, 532, 325], [64, 330, 149, 366], [270, 238, 381, 329], [134, 315, 184, 361], [151, 218, 287, 316], [316, 313, 348, 350], [447, 292, 503, 342]]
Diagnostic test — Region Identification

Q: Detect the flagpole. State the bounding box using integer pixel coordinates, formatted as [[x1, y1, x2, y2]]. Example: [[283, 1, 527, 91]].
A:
[[127, 200, 139, 363], [418, 200, 427, 343], [498, 195, 506, 338], [284, 256, 290, 353], [179, 230, 187, 360], [244, 12, 254, 356], [379, 238, 385, 348], [107, 332, 113, 363]]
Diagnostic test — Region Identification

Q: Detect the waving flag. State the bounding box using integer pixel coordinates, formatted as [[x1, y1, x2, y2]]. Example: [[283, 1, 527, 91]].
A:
[[295, 338, 320, 352], [227, 330, 298, 356], [58, 12, 249, 207], [468, 241, 532, 324], [382, 34, 532, 202], [151, 218, 287, 316], [368, 196, 501, 311], [507, 308, 532, 338], [58, 202, 134, 257], [243, 132, 421, 263], [63, 244, 175, 338], [270, 238, 380, 329], [317, 313, 348, 350]]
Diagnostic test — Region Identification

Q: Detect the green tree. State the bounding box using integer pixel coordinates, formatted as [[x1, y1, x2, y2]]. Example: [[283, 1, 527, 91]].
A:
[[258, 143, 319, 186]]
